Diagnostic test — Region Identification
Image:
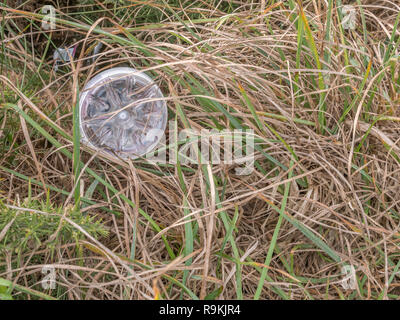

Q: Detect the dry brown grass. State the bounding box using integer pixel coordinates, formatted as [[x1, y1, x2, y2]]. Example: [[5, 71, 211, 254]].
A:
[[0, 0, 400, 300]]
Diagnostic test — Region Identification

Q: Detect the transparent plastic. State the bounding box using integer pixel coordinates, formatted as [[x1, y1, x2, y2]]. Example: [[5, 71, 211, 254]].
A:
[[79, 67, 167, 159]]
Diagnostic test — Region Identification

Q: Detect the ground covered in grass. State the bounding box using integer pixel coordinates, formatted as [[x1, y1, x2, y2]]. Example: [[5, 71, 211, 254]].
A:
[[0, 0, 400, 300]]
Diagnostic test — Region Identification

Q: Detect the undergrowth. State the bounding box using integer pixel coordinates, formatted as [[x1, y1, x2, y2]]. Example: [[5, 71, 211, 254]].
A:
[[0, 0, 400, 300]]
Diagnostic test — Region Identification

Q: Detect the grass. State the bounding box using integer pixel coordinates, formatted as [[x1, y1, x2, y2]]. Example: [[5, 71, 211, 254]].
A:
[[0, 0, 399, 300]]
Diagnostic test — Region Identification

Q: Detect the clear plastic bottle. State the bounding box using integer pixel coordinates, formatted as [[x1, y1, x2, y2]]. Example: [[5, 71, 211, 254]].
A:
[[79, 67, 167, 159]]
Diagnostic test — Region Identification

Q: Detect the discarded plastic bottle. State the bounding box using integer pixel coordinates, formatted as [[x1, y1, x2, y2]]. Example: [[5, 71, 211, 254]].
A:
[[79, 67, 167, 159]]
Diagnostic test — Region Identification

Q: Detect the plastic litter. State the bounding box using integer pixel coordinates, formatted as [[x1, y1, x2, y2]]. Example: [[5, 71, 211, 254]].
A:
[[79, 67, 167, 159], [53, 46, 76, 71]]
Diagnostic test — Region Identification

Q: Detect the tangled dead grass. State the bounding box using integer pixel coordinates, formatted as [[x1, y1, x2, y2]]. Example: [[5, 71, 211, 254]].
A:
[[0, 0, 400, 300]]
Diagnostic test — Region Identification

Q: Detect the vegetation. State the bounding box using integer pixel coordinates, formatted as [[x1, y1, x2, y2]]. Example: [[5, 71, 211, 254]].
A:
[[0, 0, 399, 299]]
